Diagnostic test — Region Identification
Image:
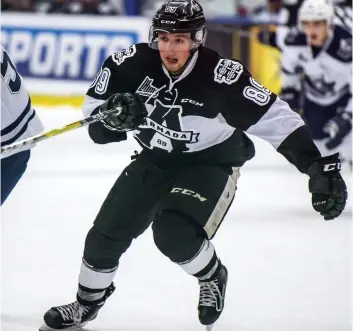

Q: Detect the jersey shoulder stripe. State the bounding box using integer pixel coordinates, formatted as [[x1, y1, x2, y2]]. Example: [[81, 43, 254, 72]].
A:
[[283, 29, 307, 47]]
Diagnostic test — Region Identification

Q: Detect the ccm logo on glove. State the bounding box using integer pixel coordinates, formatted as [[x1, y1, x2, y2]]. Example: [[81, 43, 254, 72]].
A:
[[323, 163, 342, 172]]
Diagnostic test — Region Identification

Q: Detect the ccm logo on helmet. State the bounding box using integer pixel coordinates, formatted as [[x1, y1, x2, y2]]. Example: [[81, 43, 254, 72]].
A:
[[161, 20, 176, 24]]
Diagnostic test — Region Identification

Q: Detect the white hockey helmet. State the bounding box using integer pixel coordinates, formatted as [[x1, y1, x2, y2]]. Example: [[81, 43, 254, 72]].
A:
[[298, 0, 334, 26]]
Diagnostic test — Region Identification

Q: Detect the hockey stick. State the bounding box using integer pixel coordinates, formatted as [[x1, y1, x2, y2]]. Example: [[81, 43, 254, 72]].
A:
[[1, 107, 121, 156]]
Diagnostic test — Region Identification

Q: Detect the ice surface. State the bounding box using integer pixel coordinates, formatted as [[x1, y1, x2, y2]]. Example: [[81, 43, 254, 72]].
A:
[[2, 108, 352, 331]]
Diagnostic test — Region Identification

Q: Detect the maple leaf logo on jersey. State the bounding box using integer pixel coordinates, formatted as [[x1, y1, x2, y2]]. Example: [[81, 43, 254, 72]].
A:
[[306, 74, 336, 97], [338, 39, 352, 60]]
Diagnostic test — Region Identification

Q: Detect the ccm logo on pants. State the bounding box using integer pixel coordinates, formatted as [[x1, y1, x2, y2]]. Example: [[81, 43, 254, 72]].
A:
[[171, 188, 207, 202]]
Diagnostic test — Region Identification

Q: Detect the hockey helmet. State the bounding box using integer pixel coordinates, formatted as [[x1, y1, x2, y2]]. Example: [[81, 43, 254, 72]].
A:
[[148, 0, 206, 51], [298, 0, 334, 27]]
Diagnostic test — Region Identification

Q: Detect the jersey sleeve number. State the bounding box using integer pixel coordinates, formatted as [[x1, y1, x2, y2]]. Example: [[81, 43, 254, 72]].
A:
[[243, 77, 271, 106], [1, 50, 21, 93]]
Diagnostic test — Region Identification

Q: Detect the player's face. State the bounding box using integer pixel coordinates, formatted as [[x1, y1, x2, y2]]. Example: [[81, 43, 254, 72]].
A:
[[302, 20, 329, 46], [158, 32, 192, 73]]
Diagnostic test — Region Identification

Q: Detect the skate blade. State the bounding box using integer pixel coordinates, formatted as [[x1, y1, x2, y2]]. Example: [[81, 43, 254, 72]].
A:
[[206, 323, 215, 331], [39, 322, 88, 331]]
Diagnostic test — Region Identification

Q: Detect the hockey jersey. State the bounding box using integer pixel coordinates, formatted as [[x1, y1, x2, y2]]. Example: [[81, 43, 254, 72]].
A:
[[281, 25, 352, 110], [82, 43, 321, 173], [1, 46, 43, 158]]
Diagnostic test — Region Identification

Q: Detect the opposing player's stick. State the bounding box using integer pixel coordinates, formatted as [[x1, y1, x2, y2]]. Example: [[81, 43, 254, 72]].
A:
[[1, 107, 121, 156]]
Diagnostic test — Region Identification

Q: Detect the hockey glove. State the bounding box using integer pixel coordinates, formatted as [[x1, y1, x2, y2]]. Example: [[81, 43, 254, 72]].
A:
[[323, 112, 352, 150], [307, 153, 347, 220], [99, 92, 148, 132]]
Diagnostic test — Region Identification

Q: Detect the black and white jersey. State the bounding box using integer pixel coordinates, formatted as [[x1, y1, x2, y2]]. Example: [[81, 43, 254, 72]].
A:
[[1, 46, 43, 158], [83, 43, 321, 173], [281, 25, 352, 109]]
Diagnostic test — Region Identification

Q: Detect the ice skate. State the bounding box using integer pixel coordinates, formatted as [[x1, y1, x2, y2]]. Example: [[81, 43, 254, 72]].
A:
[[39, 283, 115, 330], [198, 263, 228, 330]]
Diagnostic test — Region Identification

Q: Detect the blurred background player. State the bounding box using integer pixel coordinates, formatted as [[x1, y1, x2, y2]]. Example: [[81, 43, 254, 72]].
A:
[[256, 0, 352, 55], [252, 0, 290, 25], [1, 46, 43, 204], [279, 0, 352, 168]]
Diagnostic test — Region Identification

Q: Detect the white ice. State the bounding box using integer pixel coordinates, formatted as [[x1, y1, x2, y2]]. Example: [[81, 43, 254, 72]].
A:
[[2, 108, 352, 331]]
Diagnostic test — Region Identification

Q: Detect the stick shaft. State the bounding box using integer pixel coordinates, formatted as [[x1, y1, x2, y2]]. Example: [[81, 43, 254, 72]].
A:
[[1, 107, 120, 156]]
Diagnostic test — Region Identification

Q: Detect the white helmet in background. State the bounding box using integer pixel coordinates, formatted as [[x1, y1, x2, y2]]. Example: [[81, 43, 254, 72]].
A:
[[298, 0, 335, 26]]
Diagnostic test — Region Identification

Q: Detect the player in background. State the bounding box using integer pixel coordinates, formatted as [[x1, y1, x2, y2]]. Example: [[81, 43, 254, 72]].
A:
[[39, 1, 347, 330], [257, 0, 352, 51], [1, 46, 44, 204], [279, 0, 352, 168]]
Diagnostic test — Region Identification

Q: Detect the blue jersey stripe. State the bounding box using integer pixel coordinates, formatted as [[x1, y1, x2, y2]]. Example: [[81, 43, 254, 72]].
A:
[[1, 96, 31, 136], [1, 111, 36, 146]]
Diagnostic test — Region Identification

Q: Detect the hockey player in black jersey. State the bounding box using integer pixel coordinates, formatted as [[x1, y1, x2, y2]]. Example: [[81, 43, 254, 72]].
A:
[[40, 1, 347, 330]]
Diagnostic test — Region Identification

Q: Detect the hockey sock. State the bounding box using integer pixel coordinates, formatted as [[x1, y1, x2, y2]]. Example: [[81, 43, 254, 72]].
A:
[[77, 258, 117, 302], [177, 239, 219, 280]]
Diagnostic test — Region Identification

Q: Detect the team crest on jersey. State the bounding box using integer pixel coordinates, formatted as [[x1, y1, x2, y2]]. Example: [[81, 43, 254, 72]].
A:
[[136, 76, 161, 98], [306, 74, 336, 96], [112, 45, 136, 66], [214, 59, 243, 85], [338, 39, 352, 60], [134, 76, 199, 152]]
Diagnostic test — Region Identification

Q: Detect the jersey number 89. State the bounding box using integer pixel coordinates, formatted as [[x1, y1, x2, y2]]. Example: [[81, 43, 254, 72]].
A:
[[243, 77, 271, 106]]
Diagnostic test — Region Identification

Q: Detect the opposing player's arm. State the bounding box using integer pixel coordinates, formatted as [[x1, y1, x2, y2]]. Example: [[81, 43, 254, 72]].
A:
[[257, 26, 292, 51], [339, 60, 352, 117], [279, 31, 307, 112], [223, 62, 321, 173], [324, 61, 352, 149], [280, 51, 302, 112], [82, 45, 139, 144]]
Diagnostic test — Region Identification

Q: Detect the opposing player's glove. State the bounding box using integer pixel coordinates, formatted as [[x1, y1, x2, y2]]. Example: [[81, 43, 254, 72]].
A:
[[307, 153, 347, 220], [99, 92, 148, 132], [323, 112, 352, 150]]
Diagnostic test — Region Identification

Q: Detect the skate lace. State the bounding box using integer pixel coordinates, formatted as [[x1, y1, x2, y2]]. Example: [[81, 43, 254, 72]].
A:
[[199, 279, 221, 307], [56, 303, 90, 322]]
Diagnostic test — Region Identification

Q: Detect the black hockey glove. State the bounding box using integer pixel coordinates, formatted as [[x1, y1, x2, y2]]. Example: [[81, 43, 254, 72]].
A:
[[307, 153, 347, 220], [99, 92, 147, 132], [323, 112, 352, 150]]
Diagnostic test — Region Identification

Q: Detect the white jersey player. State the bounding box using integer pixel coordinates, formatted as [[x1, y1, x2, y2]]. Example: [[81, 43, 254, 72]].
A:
[[279, 0, 352, 166], [1, 45, 43, 204]]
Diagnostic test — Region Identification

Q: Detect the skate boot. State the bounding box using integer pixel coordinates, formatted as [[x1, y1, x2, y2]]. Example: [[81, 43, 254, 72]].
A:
[[198, 262, 228, 330], [39, 283, 115, 330]]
